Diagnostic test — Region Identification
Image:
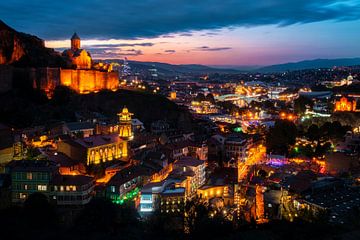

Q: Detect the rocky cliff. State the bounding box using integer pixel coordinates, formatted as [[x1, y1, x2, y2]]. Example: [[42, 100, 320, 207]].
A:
[[0, 20, 66, 67]]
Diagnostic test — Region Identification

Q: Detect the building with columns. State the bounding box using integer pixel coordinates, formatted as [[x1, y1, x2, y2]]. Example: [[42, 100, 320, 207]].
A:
[[58, 107, 134, 165]]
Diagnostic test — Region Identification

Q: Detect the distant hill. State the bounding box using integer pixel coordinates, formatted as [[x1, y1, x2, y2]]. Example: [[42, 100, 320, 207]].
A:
[[105, 59, 240, 76], [256, 58, 360, 72], [0, 20, 66, 67]]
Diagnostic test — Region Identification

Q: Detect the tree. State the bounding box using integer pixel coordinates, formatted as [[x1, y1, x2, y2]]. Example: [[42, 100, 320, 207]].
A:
[[205, 93, 216, 104], [307, 124, 320, 141], [266, 120, 297, 155], [294, 96, 313, 114], [194, 93, 206, 102], [23, 192, 58, 230]]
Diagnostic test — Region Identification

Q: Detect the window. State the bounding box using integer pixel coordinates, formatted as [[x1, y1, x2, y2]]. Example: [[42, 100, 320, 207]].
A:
[[66, 186, 70, 191], [111, 186, 115, 193], [24, 184, 28, 190], [20, 193, 27, 199], [54, 186, 58, 191], [60, 186, 64, 191], [26, 172, 32, 180], [37, 185, 47, 191]]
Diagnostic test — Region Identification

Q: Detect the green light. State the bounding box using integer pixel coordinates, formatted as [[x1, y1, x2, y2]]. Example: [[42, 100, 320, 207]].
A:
[[234, 127, 242, 132], [294, 147, 299, 153]]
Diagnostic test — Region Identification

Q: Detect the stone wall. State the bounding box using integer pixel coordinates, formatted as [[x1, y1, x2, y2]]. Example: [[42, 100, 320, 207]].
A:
[[60, 69, 119, 93], [0, 66, 119, 95]]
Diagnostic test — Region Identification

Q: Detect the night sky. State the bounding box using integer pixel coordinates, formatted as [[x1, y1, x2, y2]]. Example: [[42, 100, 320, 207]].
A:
[[1, 0, 360, 65]]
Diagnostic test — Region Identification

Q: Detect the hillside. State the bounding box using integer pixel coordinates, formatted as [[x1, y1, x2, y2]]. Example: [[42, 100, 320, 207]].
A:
[[0, 87, 193, 130], [0, 20, 66, 67], [257, 58, 360, 72]]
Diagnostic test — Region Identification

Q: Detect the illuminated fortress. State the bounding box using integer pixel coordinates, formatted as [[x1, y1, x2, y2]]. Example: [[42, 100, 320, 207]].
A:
[[34, 33, 119, 96]]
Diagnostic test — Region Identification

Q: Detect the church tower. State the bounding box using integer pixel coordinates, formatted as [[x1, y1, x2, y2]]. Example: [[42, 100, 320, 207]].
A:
[[118, 106, 133, 159], [71, 32, 81, 51]]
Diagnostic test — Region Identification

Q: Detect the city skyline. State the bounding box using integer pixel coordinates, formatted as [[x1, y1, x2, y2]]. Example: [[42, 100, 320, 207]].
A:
[[1, 0, 360, 65]]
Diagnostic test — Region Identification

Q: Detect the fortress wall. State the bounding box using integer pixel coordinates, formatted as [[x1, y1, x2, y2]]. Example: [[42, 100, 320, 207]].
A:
[[60, 69, 119, 93]]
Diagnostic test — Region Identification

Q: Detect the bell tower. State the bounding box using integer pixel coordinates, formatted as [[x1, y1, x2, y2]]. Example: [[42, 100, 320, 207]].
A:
[[71, 32, 81, 51], [118, 106, 133, 158]]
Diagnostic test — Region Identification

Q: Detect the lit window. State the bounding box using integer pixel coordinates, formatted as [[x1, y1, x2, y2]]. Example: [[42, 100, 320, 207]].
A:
[[24, 184, 28, 190], [26, 172, 32, 180], [111, 186, 115, 192], [37, 185, 47, 191], [66, 186, 70, 191], [60, 186, 64, 191], [54, 186, 58, 191]]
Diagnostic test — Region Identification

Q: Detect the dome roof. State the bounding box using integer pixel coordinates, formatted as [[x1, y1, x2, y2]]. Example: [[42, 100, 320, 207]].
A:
[[122, 107, 129, 113]]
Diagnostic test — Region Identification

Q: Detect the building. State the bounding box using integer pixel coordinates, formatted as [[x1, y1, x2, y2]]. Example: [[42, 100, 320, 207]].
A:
[[118, 107, 134, 159], [224, 134, 252, 163], [50, 174, 95, 205], [139, 179, 186, 215], [106, 165, 148, 205], [0, 123, 14, 164], [58, 134, 127, 165], [58, 107, 133, 165], [62, 33, 92, 69], [64, 121, 95, 138], [7, 160, 58, 203], [197, 184, 233, 206], [31, 33, 119, 95], [140, 181, 167, 214], [160, 186, 186, 214], [334, 96, 357, 112], [173, 157, 206, 196]]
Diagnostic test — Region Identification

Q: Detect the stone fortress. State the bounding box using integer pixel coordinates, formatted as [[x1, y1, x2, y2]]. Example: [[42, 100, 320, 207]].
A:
[[35, 33, 119, 96], [0, 30, 119, 96]]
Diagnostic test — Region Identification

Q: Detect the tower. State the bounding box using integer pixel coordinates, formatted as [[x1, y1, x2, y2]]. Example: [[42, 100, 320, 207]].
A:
[[118, 106, 133, 158], [71, 32, 80, 51]]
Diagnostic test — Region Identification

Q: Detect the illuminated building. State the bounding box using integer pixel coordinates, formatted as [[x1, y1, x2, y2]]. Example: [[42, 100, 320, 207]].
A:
[[139, 179, 187, 215], [58, 134, 128, 165], [106, 165, 146, 205], [197, 185, 233, 205], [190, 101, 218, 114], [172, 157, 206, 196], [140, 181, 168, 214], [7, 160, 58, 203], [169, 91, 177, 100], [50, 175, 95, 205], [33, 33, 119, 96], [58, 107, 133, 165], [224, 135, 252, 163], [118, 106, 134, 159], [0, 123, 14, 163], [334, 96, 357, 112], [62, 33, 92, 69], [160, 187, 186, 214]]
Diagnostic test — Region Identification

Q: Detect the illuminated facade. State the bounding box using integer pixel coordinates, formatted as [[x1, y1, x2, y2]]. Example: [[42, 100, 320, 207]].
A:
[[63, 33, 92, 69], [32, 33, 119, 96], [118, 107, 134, 159], [334, 96, 357, 112], [58, 107, 134, 165]]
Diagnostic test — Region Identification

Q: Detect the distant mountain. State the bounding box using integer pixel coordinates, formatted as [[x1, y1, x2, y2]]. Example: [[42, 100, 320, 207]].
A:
[[0, 20, 66, 67], [256, 58, 360, 72], [209, 65, 263, 71], [105, 59, 240, 76]]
